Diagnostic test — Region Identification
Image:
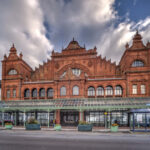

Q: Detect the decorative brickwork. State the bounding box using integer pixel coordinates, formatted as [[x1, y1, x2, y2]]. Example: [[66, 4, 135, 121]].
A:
[[2, 32, 150, 100]]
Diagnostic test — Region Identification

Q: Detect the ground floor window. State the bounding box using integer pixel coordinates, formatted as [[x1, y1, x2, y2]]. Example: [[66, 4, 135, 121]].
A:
[[84, 111, 128, 127]]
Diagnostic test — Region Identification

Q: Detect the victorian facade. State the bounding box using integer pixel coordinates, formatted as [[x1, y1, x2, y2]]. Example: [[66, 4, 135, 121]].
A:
[[1, 31, 150, 128]]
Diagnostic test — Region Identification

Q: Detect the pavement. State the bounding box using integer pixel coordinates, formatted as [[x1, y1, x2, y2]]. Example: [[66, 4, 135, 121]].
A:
[[0, 126, 144, 134]]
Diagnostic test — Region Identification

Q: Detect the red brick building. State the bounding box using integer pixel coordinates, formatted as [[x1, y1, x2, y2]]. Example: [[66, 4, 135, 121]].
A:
[[1, 31, 150, 127]]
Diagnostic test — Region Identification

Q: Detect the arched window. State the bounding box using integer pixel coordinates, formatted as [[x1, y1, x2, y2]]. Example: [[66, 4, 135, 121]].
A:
[[60, 86, 66, 96], [32, 88, 37, 98], [88, 86, 95, 96], [8, 69, 17, 75], [73, 86, 79, 96], [39, 88, 45, 98], [96, 86, 104, 96], [7, 90, 10, 98], [132, 60, 144, 67], [115, 85, 123, 96], [13, 89, 16, 98], [47, 88, 54, 98], [105, 86, 113, 96], [24, 89, 30, 98]]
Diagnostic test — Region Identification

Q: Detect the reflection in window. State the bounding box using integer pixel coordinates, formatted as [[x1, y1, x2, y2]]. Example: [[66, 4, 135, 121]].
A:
[[60, 86, 66, 96], [96, 86, 104, 96], [88, 87, 95, 96], [32, 89, 37, 98], [72, 68, 81, 76], [141, 85, 146, 94], [73, 86, 79, 95], [132, 60, 144, 67], [7, 90, 10, 98], [105, 86, 113, 96], [24, 89, 30, 98], [8, 69, 17, 75], [39, 88, 45, 97], [115, 85, 123, 95], [47, 88, 54, 97]]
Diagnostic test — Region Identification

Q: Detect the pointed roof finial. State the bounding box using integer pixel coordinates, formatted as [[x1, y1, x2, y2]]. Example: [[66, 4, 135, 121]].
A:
[[136, 29, 139, 35], [73, 37, 74, 41], [10, 43, 17, 53], [125, 43, 129, 49]]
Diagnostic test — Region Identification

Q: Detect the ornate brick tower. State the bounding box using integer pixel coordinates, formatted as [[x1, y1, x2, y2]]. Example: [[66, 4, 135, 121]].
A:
[[1, 44, 32, 100]]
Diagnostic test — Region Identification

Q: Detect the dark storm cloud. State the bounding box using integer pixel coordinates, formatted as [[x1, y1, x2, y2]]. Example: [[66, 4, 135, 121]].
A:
[[1, 0, 150, 80]]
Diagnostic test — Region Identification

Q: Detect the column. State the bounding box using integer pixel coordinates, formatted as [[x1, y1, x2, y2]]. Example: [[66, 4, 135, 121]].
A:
[[55, 110, 60, 124], [104, 111, 108, 129], [79, 110, 84, 122], [2, 111, 4, 127], [15, 112, 17, 126], [47, 110, 50, 128], [23, 111, 26, 127]]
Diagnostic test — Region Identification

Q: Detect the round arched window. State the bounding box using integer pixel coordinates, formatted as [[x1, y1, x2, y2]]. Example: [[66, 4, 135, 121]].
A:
[[32, 89, 37, 98], [88, 86, 95, 96], [8, 69, 17, 75], [60, 86, 66, 96], [132, 60, 144, 67], [24, 89, 30, 98], [115, 85, 123, 96], [39, 88, 45, 97], [105, 86, 113, 96], [47, 88, 54, 98], [73, 86, 79, 95], [96, 86, 104, 96]]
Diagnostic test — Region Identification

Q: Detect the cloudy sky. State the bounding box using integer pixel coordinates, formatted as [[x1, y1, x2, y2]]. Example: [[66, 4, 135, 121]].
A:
[[0, 0, 150, 78]]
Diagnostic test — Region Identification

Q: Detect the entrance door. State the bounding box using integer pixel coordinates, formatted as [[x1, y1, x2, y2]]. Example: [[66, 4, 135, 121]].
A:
[[60, 111, 79, 126]]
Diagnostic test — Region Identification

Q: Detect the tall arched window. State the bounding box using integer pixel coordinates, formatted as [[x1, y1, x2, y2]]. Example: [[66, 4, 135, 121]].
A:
[[39, 88, 45, 98], [115, 85, 123, 96], [132, 60, 144, 67], [88, 86, 95, 96], [60, 86, 66, 96], [96, 86, 104, 96], [7, 90, 10, 98], [32, 88, 37, 98], [24, 89, 30, 98], [47, 88, 54, 98], [105, 86, 113, 96], [8, 69, 17, 75], [73, 86, 79, 96]]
